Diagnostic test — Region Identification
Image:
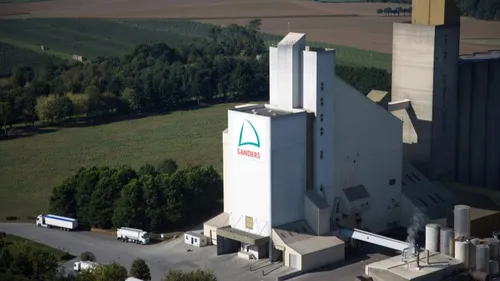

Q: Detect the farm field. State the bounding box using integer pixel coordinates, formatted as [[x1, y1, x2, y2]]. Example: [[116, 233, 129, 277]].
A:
[[0, 103, 241, 220], [0, 18, 392, 69], [0, 0, 498, 55]]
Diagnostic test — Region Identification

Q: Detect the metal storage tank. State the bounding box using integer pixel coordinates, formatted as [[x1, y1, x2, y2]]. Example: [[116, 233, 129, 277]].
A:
[[491, 238, 499, 258], [454, 205, 471, 239], [440, 228, 455, 256], [490, 260, 499, 277], [484, 238, 500, 258], [425, 224, 440, 252], [470, 238, 481, 269], [455, 240, 470, 268], [476, 244, 490, 274]]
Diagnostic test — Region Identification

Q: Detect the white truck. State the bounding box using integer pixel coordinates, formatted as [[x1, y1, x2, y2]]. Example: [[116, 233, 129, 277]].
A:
[[36, 214, 78, 231], [116, 227, 150, 245], [126, 277, 144, 281], [73, 261, 100, 272]]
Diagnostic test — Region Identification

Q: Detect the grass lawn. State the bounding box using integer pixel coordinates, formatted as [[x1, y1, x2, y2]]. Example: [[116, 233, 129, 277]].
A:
[[0, 18, 392, 70], [2, 234, 74, 261], [0, 103, 247, 220]]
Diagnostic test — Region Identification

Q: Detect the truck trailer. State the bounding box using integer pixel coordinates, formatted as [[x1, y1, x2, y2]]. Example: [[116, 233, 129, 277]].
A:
[[36, 214, 78, 231], [116, 227, 150, 245], [73, 261, 100, 272]]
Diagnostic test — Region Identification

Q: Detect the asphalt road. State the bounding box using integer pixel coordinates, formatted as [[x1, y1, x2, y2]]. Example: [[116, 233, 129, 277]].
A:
[[0, 223, 280, 281]]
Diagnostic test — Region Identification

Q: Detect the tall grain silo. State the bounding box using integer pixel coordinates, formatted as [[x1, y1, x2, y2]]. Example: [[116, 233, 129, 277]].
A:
[[440, 227, 455, 256], [454, 205, 470, 239], [425, 224, 440, 252], [476, 244, 490, 274]]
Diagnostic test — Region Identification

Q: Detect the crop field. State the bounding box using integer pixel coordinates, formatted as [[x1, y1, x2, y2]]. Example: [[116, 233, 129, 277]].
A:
[[1, 0, 498, 56], [0, 18, 392, 69], [0, 103, 245, 219]]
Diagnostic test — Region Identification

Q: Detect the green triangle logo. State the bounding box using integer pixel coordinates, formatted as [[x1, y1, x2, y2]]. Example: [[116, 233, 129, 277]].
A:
[[238, 119, 260, 148]]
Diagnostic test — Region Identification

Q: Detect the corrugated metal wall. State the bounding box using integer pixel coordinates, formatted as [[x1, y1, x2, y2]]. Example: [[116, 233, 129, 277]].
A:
[[455, 56, 500, 189]]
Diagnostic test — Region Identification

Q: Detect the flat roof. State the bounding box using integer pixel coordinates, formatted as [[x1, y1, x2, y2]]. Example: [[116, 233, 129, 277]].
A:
[[459, 50, 500, 62], [367, 251, 463, 280], [217, 226, 269, 246], [231, 104, 301, 117], [274, 220, 344, 255]]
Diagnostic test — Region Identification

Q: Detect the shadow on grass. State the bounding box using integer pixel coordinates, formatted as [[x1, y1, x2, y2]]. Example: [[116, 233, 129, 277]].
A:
[[0, 101, 219, 141]]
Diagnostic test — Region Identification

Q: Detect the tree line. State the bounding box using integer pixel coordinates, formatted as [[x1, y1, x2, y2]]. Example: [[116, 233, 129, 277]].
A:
[[49, 158, 222, 232], [0, 19, 391, 135], [376, 6, 412, 16], [370, 0, 500, 20], [0, 233, 216, 281]]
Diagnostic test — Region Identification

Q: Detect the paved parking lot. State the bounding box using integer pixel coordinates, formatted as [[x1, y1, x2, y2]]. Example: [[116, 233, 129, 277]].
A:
[[0, 223, 288, 281]]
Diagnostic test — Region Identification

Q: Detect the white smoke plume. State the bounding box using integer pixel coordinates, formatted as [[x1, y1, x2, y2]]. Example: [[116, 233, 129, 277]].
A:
[[406, 207, 425, 248]]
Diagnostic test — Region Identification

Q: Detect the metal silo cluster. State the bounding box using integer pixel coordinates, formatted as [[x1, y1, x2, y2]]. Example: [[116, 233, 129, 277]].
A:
[[423, 205, 500, 280]]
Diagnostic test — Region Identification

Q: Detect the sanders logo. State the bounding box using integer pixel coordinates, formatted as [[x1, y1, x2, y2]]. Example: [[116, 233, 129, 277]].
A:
[[237, 119, 261, 159]]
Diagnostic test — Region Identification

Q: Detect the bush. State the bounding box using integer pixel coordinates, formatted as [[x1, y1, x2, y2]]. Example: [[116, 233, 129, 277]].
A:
[[80, 251, 96, 261], [130, 258, 152, 281], [5, 216, 19, 221], [0, 231, 6, 238]]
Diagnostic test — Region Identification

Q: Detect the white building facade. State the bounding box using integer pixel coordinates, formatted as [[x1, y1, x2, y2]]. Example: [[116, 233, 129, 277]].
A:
[[204, 32, 403, 270]]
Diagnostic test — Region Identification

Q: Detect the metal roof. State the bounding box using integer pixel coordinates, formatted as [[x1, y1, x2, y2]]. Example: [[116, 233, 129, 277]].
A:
[[367, 90, 388, 103], [273, 220, 344, 255], [459, 50, 500, 62], [231, 104, 300, 117], [306, 190, 329, 209], [217, 226, 269, 246], [278, 32, 306, 47], [343, 185, 370, 202], [204, 212, 230, 228]]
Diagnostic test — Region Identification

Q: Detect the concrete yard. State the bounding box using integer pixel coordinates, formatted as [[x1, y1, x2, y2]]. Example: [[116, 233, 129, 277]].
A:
[[0, 223, 294, 281]]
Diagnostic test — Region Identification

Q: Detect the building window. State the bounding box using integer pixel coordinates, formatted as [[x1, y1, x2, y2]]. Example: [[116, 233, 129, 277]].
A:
[[320, 114, 323, 122], [320, 82, 324, 91], [320, 127, 323, 136], [389, 178, 396, 185], [320, 98, 324, 106], [444, 52, 447, 59], [320, 150, 323, 159]]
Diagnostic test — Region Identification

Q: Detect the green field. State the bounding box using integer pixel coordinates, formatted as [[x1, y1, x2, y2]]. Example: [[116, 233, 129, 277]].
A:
[[0, 42, 66, 76], [0, 18, 392, 69], [2, 234, 74, 261], [0, 103, 244, 219]]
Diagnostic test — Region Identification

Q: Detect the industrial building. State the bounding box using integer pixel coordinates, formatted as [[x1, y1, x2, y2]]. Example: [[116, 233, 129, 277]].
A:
[[204, 31, 403, 271], [201, 0, 500, 278], [390, 0, 500, 187]]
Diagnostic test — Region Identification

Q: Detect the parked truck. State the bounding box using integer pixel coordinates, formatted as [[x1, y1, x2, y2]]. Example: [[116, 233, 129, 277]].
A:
[[116, 227, 150, 245], [36, 214, 78, 231], [73, 261, 100, 272]]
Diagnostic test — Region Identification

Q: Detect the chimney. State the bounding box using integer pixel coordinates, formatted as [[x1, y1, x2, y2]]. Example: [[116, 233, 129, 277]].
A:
[[426, 249, 430, 264], [416, 249, 420, 268]]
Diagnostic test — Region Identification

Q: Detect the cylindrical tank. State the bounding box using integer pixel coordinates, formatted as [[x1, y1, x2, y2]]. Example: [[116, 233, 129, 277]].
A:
[[490, 260, 499, 277], [440, 227, 455, 256], [476, 244, 490, 274], [484, 238, 500, 258], [455, 239, 470, 268], [454, 205, 471, 239], [470, 238, 481, 269], [425, 224, 440, 252]]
